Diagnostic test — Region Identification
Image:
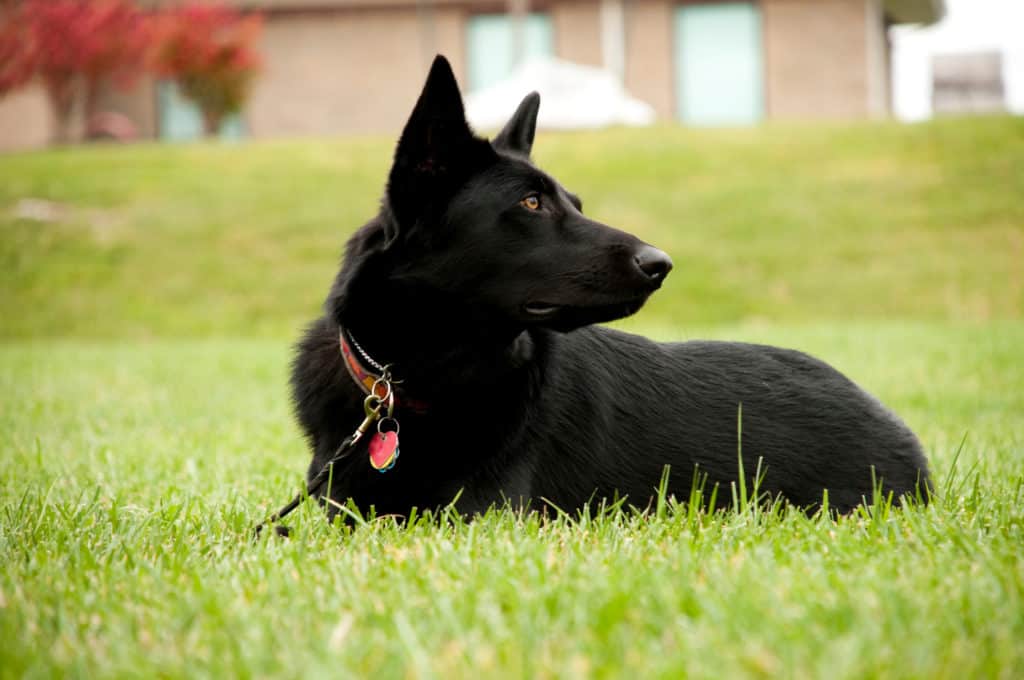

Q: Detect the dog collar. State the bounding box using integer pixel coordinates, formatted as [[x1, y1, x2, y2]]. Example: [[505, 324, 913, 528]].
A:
[[339, 328, 428, 413]]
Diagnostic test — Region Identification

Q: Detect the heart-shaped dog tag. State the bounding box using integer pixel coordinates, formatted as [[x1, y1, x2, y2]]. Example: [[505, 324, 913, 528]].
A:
[[368, 430, 399, 472]]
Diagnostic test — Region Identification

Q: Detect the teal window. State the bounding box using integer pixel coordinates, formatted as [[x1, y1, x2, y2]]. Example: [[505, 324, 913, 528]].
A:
[[156, 80, 245, 141], [674, 2, 764, 125], [466, 13, 554, 92]]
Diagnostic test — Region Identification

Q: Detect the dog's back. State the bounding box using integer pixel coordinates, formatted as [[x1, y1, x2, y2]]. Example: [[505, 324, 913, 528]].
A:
[[522, 327, 929, 513]]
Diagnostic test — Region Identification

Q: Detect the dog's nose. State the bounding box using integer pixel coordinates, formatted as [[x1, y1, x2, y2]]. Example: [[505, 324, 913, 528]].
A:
[[634, 246, 673, 281]]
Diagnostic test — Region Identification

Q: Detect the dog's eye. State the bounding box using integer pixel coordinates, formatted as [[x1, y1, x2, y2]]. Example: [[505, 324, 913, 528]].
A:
[[520, 195, 541, 211]]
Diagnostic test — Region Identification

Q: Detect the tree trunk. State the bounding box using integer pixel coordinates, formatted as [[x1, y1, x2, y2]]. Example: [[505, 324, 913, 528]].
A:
[[83, 76, 102, 133], [43, 74, 78, 145], [201, 109, 222, 137]]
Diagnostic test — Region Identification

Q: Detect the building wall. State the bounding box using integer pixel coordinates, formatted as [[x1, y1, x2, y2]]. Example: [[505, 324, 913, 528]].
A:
[[247, 5, 468, 137], [624, 0, 675, 119], [0, 80, 154, 152], [762, 0, 871, 118], [0, 0, 897, 152], [552, 0, 603, 67], [0, 87, 52, 151], [618, 0, 889, 122]]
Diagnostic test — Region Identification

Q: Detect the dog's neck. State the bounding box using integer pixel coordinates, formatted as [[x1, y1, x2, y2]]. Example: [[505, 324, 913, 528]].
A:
[[331, 265, 537, 403]]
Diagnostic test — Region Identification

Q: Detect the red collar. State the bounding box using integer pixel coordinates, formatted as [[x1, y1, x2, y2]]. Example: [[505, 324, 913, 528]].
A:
[[339, 328, 428, 413]]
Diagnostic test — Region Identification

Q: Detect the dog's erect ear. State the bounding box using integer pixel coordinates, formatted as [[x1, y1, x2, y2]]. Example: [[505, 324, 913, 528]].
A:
[[386, 55, 493, 237], [493, 91, 540, 156]]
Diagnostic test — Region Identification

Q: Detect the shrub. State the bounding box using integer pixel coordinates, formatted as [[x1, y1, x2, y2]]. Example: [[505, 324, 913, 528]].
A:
[[1, 0, 150, 143], [151, 3, 262, 136]]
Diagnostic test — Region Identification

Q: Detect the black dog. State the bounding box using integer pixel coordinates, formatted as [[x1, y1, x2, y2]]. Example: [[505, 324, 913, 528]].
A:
[[290, 55, 930, 520]]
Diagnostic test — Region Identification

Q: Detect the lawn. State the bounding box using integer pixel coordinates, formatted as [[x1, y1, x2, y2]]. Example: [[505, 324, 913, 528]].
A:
[[2, 117, 1023, 678]]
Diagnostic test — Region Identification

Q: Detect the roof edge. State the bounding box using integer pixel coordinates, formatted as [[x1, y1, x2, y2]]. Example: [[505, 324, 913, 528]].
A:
[[884, 0, 947, 26]]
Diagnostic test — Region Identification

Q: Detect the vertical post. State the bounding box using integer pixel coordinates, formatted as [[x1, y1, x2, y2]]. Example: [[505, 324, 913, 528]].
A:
[[508, 0, 529, 71], [600, 0, 626, 82], [865, 0, 888, 118]]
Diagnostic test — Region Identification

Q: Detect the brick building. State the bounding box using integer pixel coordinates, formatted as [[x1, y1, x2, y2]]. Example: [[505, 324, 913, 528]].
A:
[[0, 0, 945, 150]]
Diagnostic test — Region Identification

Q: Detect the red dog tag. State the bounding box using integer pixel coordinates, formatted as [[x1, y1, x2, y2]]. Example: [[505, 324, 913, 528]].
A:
[[368, 430, 399, 471]]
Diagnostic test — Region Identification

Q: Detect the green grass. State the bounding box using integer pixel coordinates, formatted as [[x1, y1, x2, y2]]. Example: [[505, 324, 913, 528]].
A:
[[2, 117, 1024, 677]]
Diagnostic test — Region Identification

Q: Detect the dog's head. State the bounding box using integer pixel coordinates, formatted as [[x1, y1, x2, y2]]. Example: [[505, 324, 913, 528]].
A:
[[353, 55, 671, 334]]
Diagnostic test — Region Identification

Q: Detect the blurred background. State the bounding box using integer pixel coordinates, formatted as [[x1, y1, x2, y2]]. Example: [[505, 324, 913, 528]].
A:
[[1, 0, 1022, 148]]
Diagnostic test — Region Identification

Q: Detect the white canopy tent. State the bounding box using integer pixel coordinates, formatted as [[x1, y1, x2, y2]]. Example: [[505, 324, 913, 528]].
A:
[[465, 57, 656, 132]]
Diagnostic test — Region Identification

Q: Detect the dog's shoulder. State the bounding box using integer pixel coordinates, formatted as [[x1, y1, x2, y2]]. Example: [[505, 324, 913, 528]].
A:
[[534, 326, 671, 406]]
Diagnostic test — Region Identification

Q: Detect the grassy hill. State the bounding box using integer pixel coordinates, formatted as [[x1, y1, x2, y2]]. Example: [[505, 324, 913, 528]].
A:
[[2, 118, 1023, 678], [1, 116, 1021, 338]]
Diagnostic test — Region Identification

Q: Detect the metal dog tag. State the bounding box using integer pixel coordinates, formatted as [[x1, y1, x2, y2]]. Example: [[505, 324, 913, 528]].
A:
[[368, 427, 399, 472]]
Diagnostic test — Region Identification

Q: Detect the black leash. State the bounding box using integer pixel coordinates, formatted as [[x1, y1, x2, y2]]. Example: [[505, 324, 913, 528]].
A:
[[253, 364, 399, 539], [253, 433, 359, 538]]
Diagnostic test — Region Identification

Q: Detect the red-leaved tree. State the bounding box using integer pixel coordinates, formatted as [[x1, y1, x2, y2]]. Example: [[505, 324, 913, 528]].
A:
[[2, 0, 150, 143], [0, 2, 36, 97], [152, 3, 262, 136]]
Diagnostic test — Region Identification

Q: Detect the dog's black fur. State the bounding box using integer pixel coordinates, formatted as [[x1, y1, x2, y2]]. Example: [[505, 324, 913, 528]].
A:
[[291, 56, 931, 519]]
